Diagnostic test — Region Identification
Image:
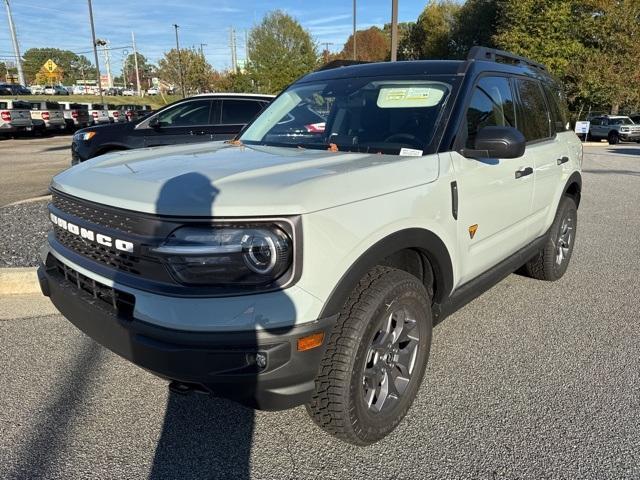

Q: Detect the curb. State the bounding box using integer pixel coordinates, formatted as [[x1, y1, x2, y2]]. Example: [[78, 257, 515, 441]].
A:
[[0, 267, 41, 295], [3, 194, 51, 208]]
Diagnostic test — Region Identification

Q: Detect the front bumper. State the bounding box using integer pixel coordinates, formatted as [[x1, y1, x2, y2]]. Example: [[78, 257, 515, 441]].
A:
[[70, 140, 90, 164], [619, 132, 640, 141], [38, 258, 335, 410]]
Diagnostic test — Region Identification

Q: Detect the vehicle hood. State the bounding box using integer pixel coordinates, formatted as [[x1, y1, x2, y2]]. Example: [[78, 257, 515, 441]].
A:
[[78, 121, 133, 135], [52, 142, 440, 216]]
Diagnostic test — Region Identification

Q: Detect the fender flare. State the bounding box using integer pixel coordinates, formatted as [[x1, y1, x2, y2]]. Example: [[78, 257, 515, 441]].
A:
[[319, 228, 454, 318], [563, 171, 582, 207]]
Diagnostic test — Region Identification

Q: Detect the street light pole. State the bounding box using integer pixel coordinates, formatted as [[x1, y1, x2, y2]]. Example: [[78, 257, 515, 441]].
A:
[[3, 0, 25, 85], [173, 23, 186, 98], [352, 0, 357, 60], [391, 0, 399, 62], [87, 0, 104, 105]]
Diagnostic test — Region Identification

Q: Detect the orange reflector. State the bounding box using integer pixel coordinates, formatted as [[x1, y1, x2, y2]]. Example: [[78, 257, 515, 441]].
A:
[[297, 332, 325, 352], [468, 224, 478, 239]]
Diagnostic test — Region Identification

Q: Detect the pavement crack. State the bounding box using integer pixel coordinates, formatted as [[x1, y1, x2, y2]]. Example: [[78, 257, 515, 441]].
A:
[[277, 425, 298, 479]]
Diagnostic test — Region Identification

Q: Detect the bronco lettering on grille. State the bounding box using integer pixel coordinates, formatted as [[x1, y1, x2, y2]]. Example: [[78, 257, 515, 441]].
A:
[[50, 212, 134, 253]]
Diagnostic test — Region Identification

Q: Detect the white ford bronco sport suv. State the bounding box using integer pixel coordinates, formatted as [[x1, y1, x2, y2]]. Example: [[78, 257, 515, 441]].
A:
[[39, 47, 582, 445]]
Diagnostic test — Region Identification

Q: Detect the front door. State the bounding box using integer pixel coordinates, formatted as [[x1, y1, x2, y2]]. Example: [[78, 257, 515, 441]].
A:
[[143, 99, 215, 147], [451, 75, 534, 285]]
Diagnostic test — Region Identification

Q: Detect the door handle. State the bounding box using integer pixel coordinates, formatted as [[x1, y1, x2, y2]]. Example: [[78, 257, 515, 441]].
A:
[[189, 130, 207, 135], [557, 156, 569, 165], [515, 167, 533, 179]]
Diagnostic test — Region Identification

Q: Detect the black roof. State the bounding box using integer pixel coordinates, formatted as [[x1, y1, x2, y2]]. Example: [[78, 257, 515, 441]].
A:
[[302, 47, 555, 84]]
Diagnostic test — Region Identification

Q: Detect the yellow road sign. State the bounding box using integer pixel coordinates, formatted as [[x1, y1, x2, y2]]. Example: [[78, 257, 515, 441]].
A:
[[44, 59, 58, 73]]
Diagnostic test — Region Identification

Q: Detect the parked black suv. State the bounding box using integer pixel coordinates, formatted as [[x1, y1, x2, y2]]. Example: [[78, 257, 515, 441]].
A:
[[71, 93, 274, 164]]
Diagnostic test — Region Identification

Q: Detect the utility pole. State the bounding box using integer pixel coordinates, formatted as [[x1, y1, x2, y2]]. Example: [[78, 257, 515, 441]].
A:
[[390, 0, 399, 62], [322, 42, 334, 64], [3, 0, 25, 85], [131, 31, 141, 96], [352, 0, 357, 60], [121, 50, 128, 88], [199, 43, 207, 58], [229, 28, 237, 73], [245, 30, 249, 66], [96, 39, 112, 88], [173, 23, 185, 98], [87, 0, 104, 105]]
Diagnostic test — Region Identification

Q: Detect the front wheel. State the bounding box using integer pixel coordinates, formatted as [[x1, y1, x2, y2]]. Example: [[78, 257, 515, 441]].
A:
[[608, 132, 620, 145], [523, 196, 577, 281], [306, 266, 432, 445]]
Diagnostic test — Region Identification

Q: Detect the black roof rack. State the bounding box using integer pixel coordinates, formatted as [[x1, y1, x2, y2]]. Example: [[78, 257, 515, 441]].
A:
[[316, 59, 369, 72], [467, 46, 547, 73]]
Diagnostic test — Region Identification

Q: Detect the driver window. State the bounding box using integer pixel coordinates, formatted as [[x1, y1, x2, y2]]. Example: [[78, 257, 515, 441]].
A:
[[465, 76, 515, 149], [156, 100, 211, 127]]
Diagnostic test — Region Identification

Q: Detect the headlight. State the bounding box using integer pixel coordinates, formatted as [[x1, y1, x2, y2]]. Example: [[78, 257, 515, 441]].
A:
[[153, 224, 293, 286], [74, 131, 96, 141], [620, 127, 629, 132]]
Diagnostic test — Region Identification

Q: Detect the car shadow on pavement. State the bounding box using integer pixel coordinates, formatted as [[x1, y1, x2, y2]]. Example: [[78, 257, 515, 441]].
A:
[[582, 169, 640, 177], [605, 148, 640, 156], [149, 394, 254, 480], [6, 340, 104, 480], [146, 171, 295, 480], [41, 144, 71, 152]]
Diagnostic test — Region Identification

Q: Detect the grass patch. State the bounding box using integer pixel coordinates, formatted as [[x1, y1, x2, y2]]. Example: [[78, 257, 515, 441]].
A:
[[0, 94, 183, 109]]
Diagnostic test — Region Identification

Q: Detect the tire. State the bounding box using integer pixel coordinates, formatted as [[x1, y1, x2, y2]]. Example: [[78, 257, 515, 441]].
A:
[[306, 266, 432, 445], [608, 132, 620, 145], [523, 196, 577, 281]]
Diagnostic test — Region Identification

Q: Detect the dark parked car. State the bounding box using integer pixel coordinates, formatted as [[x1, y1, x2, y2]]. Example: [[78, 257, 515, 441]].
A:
[[71, 93, 274, 164], [0, 83, 31, 95]]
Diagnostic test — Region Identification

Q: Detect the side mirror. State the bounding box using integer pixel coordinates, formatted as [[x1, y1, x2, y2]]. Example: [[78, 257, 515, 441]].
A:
[[461, 126, 526, 159]]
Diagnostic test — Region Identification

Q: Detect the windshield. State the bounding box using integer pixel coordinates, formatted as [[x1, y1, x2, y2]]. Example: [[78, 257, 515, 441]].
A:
[[241, 76, 453, 155], [610, 117, 634, 125]]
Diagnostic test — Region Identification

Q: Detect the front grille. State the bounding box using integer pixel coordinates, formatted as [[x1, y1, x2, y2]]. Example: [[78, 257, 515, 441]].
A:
[[54, 226, 142, 275], [49, 256, 135, 317], [52, 192, 139, 234]]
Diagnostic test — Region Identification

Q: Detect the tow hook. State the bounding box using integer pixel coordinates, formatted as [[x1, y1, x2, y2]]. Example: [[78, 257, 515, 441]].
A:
[[168, 380, 208, 396]]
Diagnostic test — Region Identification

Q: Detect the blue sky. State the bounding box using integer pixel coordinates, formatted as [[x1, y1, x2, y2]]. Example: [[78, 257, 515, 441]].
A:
[[0, 1, 429, 76]]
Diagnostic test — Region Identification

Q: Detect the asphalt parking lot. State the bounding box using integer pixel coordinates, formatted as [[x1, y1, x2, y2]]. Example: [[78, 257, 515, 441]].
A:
[[1, 144, 639, 479], [0, 134, 72, 207]]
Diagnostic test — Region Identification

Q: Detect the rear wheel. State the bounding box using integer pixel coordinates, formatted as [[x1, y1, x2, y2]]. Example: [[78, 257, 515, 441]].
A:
[[523, 196, 577, 281], [306, 266, 432, 445]]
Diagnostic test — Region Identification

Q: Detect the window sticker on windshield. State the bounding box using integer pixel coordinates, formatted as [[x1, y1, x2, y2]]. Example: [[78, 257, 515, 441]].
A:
[[399, 148, 423, 156], [377, 85, 447, 108]]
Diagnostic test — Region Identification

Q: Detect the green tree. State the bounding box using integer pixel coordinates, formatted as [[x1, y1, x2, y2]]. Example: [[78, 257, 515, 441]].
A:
[[246, 10, 318, 93], [494, 0, 640, 113], [22, 48, 94, 84], [398, 1, 461, 60], [578, 0, 640, 113], [494, 0, 585, 79], [450, 0, 500, 58], [158, 48, 214, 94]]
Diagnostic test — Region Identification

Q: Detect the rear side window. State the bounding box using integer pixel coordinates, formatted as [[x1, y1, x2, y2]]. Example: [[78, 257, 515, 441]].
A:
[[515, 79, 551, 141], [221, 99, 263, 125], [0, 102, 7, 109], [590, 118, 602, 126], [542, 83, 569, 132], [465, 76, 516, 149]]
